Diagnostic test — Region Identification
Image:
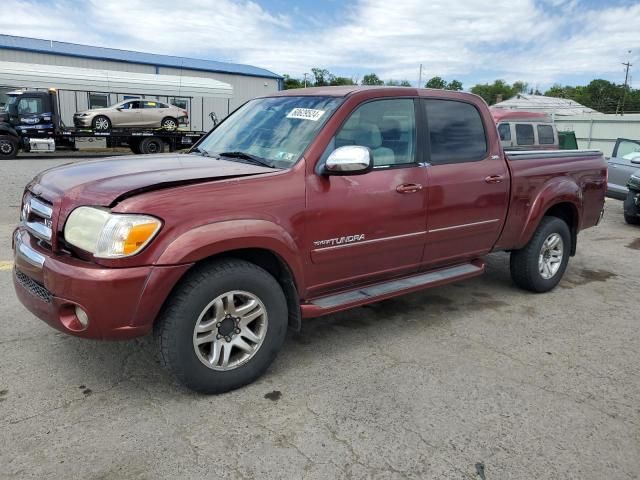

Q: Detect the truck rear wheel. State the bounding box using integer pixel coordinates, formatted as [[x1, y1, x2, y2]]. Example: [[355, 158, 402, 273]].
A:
[[139, 137, 164, 154], [510, 216, 571, 293], [128, 138, 142, 154], [155, 259, 288, 394], [0, 135, 18, 159]]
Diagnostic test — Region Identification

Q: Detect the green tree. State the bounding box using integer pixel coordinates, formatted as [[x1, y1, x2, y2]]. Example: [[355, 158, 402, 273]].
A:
[[282, 74, 303, 90], [446, 79, 463, 91], [470, 80, 516, 105], [362, 73, 384, 85], [311, 68, 334, 87], [425, 76, 447, 89], [330, 76, 356, 86], [386, 79, 412, 87], [512, 81, 529, 94]]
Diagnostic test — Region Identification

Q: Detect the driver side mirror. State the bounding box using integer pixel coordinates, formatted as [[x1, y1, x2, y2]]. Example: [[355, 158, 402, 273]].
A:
[[116, 107, 123, 111], [324, 146, 373, 175]]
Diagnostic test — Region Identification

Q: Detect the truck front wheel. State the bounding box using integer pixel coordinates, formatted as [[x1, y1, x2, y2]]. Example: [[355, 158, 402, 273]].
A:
[[0, 135, 18, 159], [155, 259, 288, 394], [510, 217, 571, 293]]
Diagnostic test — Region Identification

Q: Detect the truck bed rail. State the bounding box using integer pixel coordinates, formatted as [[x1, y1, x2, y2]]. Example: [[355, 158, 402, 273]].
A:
[[507, 149, 603, 161]]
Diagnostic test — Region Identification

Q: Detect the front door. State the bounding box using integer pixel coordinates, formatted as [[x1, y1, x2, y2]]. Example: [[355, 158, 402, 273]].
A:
[[111, 101, 143, 126], [422, 98, 510, 266], [305, 98, 428, 296]]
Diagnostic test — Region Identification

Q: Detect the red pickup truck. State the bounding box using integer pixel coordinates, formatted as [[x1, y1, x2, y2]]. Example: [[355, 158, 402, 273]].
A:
[[13, 87, 606, 393]]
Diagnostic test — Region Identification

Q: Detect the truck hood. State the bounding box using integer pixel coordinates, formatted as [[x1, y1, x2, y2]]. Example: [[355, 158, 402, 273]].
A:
[[28, 153, 276, 216]]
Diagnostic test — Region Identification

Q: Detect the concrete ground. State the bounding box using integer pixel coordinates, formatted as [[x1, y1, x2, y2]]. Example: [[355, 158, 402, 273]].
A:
[[1, 158, 639, 480]]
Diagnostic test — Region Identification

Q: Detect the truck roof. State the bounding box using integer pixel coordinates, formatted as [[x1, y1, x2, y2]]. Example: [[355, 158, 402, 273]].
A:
[[490, 108, 552, 123], [268, 86, 479, 100]]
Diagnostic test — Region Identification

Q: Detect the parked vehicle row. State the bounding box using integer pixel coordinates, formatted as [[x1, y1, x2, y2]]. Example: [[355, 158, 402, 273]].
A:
[[13, 86, 607, 393], [0, 89, 207, 158]]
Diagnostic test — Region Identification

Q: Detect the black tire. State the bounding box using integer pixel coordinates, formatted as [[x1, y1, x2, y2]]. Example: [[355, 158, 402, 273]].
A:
[[128, 138, 142, 154], [92, 115, 111, 132], [155, 259, 288, 394], [0, 135, 18, 159], [623, 191, 640, 225], [161, 117, 178, 130], [139, 137, 164, 154], [510, 216, 571, 293]]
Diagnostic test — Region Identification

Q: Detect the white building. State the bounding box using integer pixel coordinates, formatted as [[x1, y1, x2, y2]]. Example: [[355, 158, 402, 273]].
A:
[[0, 34, 282, 131], [492, 94, 597, 116]]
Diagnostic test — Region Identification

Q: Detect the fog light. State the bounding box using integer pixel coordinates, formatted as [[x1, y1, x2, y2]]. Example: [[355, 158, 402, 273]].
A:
[[75, 306, 89, 328]]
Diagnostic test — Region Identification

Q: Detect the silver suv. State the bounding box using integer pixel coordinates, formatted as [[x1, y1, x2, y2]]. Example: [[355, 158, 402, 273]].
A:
[[73, 100, 188, 131]]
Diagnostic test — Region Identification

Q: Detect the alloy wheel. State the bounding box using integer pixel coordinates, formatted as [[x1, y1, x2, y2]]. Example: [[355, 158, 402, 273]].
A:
[[192, 290, 268, 371], [538, 233, 564, 279]]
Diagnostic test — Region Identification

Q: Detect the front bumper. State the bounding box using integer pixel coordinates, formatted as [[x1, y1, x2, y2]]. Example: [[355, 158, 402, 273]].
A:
[[12, 228, 191, 340], [73, 116, 93, 128]]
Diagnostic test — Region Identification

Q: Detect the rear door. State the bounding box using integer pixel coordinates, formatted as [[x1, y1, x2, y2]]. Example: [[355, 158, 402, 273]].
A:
[[422, 98, 510, 267], [608, 138, 640, 198], [141, 101, 161, 126]]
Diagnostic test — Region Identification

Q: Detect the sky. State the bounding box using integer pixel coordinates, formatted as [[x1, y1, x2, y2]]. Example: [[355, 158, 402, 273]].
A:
[[1, 0, 639, 90]]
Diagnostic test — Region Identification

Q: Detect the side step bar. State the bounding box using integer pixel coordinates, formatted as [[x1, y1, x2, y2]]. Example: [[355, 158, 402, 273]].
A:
[[300, 260, 485, 318]]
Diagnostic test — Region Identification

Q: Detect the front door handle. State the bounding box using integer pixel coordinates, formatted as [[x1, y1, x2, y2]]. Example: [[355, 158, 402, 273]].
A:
[[396, 183, 423, 194], [485, 175, 504, 184]]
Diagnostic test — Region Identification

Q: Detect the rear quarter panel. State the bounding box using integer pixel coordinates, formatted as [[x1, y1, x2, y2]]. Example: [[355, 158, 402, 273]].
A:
[[495, 152, 606, 250]]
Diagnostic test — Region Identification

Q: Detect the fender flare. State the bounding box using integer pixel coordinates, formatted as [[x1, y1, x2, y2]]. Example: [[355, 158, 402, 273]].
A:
[[156, 219, 305, 290], [0, 124, 19, 138], [516, 178, 582, 248]]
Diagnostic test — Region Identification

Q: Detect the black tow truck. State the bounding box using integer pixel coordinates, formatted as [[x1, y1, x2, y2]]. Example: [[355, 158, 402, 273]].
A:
[[0, 89, 209, 159]]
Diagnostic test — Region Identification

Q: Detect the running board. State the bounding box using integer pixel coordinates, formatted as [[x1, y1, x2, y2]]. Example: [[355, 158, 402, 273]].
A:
[[301, 260, 485, 318]]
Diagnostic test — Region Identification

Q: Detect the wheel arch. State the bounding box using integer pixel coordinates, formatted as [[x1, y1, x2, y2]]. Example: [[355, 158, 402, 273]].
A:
[[155, 220, 305, 330], [515, 177, 582, 254]]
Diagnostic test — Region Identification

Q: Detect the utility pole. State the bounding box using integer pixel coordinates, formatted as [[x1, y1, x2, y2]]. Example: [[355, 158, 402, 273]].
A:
[[621, 53, 632, 115], [303, 73, 309, 88], [417, 64, 423, 88]]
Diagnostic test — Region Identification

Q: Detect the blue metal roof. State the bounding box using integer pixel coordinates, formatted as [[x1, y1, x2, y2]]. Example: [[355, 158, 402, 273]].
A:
[[0, 34, 281, 79]]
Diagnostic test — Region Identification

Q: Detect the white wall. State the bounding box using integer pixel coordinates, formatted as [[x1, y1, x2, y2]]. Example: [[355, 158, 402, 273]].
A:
[[555, 114, 640, 156]]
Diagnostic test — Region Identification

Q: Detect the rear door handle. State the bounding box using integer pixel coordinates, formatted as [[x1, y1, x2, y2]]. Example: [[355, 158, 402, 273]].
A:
[[396, 183, 423, 194], [485, 175, 504, 184]]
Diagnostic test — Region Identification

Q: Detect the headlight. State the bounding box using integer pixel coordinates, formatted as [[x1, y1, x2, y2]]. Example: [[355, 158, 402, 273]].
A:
[[64, 206, 161, 258]]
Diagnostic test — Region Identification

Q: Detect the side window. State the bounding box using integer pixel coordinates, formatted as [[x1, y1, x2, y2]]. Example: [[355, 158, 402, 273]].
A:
[[615, 139, 640, 159], [498, 123, 511, 141], [516, 124, 534, 145], [334, 98, 416, 167], [143, 101, 158, 109], [129, 101, 143, 109], [425, 99, 487, 164], [537, 124, 555, 144], [119, 102, 132, 110]]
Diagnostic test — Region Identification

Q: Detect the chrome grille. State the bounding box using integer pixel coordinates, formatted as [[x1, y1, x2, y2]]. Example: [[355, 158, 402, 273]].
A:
[[14, 269, 52, 303], [22, 194, 53, 246]]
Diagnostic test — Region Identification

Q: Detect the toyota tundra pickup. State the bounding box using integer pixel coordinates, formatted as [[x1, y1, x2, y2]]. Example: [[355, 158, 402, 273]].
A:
[[13, 87, 607, 393]]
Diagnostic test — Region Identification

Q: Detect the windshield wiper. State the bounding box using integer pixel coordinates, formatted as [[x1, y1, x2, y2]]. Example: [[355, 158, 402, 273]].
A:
[[190, 146, 210, 156], [217, 151, 275, 168]]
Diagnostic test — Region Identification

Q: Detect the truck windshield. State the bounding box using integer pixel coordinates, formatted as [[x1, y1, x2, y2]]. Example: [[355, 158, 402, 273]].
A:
[[196, 96, 342, 168]]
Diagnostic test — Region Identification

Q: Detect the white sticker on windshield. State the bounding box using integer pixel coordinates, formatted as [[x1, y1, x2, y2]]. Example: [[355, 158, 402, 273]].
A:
[[287, 108, 326, 121]]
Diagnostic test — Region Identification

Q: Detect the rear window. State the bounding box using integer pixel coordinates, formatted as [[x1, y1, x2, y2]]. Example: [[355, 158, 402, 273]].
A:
[[537, 124, 555, 145], [516, 124, 534, 146], [424, 99, 487, 164], [498, 123, 511, 141]]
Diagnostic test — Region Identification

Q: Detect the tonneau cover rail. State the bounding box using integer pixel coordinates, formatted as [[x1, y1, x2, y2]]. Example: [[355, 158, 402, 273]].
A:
[[507, 149, 602, 161]]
